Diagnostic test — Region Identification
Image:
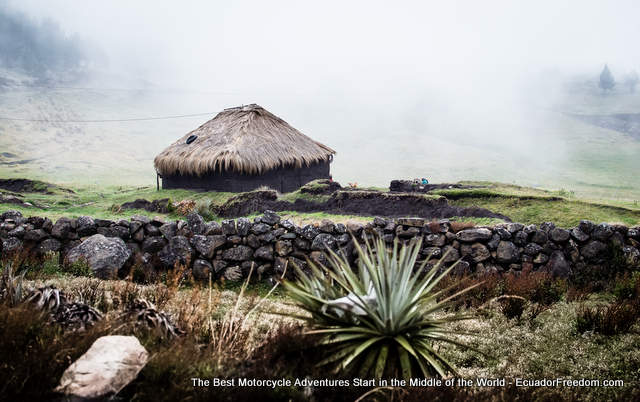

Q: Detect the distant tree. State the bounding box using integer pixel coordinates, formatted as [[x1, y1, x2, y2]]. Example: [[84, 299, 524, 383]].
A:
[[599, 64, 615, 92], [624, 70, 639, 93]]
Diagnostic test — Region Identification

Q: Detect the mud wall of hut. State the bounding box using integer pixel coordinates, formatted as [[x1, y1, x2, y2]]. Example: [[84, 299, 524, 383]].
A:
[[161, 161, 331, 193]]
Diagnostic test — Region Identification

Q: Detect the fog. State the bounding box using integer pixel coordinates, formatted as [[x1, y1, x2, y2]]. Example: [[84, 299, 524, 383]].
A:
[[2, 0, 640, 193]]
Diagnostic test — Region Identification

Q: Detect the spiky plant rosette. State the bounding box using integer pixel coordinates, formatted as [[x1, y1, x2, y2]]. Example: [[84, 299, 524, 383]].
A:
[[283, 236, 483, 379]]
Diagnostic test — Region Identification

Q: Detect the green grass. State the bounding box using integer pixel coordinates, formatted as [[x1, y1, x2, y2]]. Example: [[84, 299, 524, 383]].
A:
[[0, 185, 235, 221], [277, 190, 331, 204], [448, 216, 506, 226], [449, 195, 640, 227], [2, 180, 640, 227]]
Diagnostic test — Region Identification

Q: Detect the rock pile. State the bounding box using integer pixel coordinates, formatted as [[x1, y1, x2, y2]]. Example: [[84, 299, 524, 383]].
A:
[[1, 209, 639, 282]]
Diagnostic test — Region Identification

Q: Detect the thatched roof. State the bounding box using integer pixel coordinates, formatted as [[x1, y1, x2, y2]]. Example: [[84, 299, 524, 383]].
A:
[[154, 104, 335, 176]]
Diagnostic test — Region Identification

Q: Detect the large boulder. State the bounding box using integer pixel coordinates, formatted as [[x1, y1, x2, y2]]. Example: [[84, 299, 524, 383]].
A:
[[24, 228, 48, 242], [186, 212, 206, 235], [159, 222, 177, 240], [191, 235, 226, 259], [37, 238, 62, 255], [544, 250, 571, 277], [591, 223, 614, 241], [98, 225, 129, 240], [205, 221, 222, 235], [441, 245, 461, 263], [254, 245, 274, 261], [530, 230, 548, 245], [571, 227, 590, 242], [55, 335, 148, 400], [578, 220, 594, 234], [549, 228, 570, 243], [460, 242, 490, 263], [7, 225, 25, 238], [222, 245, 254, 262], [251, 223, 271, 235], [311, 233, 337, 251], [192, 259, 214, 281], [275, 240, 293, 257], [456, 228, 492, 242], [424, 233, 446, 246], [261, 210, 281, 226], [236, 217, 251, 236], [524, 243, 543, 256], [1, 209, 23, 222], [141, 236, 166, 254], [581, 240, 608, 261], [52, 217, 75, 239], [158, 236, 194, 269], [506, 223, 524, 233], [300, 224, 320, 241], [76, 216, 97, 237], [496, 241, 520, 263], [66, 234, 132, 279]]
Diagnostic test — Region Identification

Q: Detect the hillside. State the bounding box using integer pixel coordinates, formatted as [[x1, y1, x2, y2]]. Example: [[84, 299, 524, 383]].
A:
[[2, 75, 640, 203]]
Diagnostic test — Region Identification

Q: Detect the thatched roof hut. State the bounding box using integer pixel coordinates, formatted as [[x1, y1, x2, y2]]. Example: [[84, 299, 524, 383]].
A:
[[154, 104, 335, 192]]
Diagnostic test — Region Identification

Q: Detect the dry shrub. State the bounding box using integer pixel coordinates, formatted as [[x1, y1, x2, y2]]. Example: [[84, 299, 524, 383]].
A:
[[504, 267, 566, 306], [173, 199, 196, 216], [498, 295, 527, 320], [575, 300, 640, 335], [612, 271, 640, 302], [69, 277, 105, 307], [427, 220, 442, 233], [449, 221, 475, 233], [566, 285, 592, 302], [440, 272, 503, 309], [172, 286, 207, 334]]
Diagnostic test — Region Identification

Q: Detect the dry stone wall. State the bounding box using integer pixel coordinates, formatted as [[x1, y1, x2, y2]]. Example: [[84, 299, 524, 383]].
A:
[[1, 209, 639, 281]]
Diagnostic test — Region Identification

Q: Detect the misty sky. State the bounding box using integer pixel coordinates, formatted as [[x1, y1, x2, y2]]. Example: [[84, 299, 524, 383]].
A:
[[2, 1, 640, 191], [7, 1, 640, 92]]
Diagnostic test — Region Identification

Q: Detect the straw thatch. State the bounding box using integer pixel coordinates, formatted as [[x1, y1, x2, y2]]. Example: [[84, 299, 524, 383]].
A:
[[154, 104, 335, 176]]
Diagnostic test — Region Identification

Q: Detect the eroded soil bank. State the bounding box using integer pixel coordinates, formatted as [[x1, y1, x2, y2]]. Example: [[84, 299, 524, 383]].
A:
[[215, 190, 511, 221]]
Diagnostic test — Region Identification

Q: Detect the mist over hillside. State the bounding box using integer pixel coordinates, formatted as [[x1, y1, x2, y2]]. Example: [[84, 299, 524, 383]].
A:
[[0, 6, 88, 85], [1, 1, 640, 201]]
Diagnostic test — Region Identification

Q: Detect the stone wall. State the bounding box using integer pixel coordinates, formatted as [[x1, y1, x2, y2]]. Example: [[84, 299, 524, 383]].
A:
[[1, 209, 639, 281]]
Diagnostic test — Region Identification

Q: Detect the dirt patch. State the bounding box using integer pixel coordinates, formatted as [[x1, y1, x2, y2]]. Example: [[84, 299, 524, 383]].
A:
[[0, 192, 46, 208], [0, 178, 74, 194], [120, 198, 171, 213], [215, 190, 511, 221]]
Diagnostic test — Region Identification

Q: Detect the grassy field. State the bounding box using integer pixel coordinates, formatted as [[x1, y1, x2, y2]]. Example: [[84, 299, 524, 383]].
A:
[[2, 180, 640, 226], [431, 182, 640, 227]]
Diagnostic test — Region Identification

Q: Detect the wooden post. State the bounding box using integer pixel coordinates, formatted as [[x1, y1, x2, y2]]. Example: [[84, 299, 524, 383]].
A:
[[156, 173, 160, 191]]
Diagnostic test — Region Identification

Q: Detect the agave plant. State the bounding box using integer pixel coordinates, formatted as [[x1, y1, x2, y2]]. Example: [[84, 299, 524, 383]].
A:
[[283, 236, 482, 379], [126, 298, 185, 339]]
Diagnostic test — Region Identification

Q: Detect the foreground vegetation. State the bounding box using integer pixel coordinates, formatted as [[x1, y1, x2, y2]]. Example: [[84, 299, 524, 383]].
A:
[[1, 246, 639, 401]]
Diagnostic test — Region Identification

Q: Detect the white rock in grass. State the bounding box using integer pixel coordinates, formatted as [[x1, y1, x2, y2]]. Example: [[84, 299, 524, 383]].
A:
[[55, 335, 148, 399]]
